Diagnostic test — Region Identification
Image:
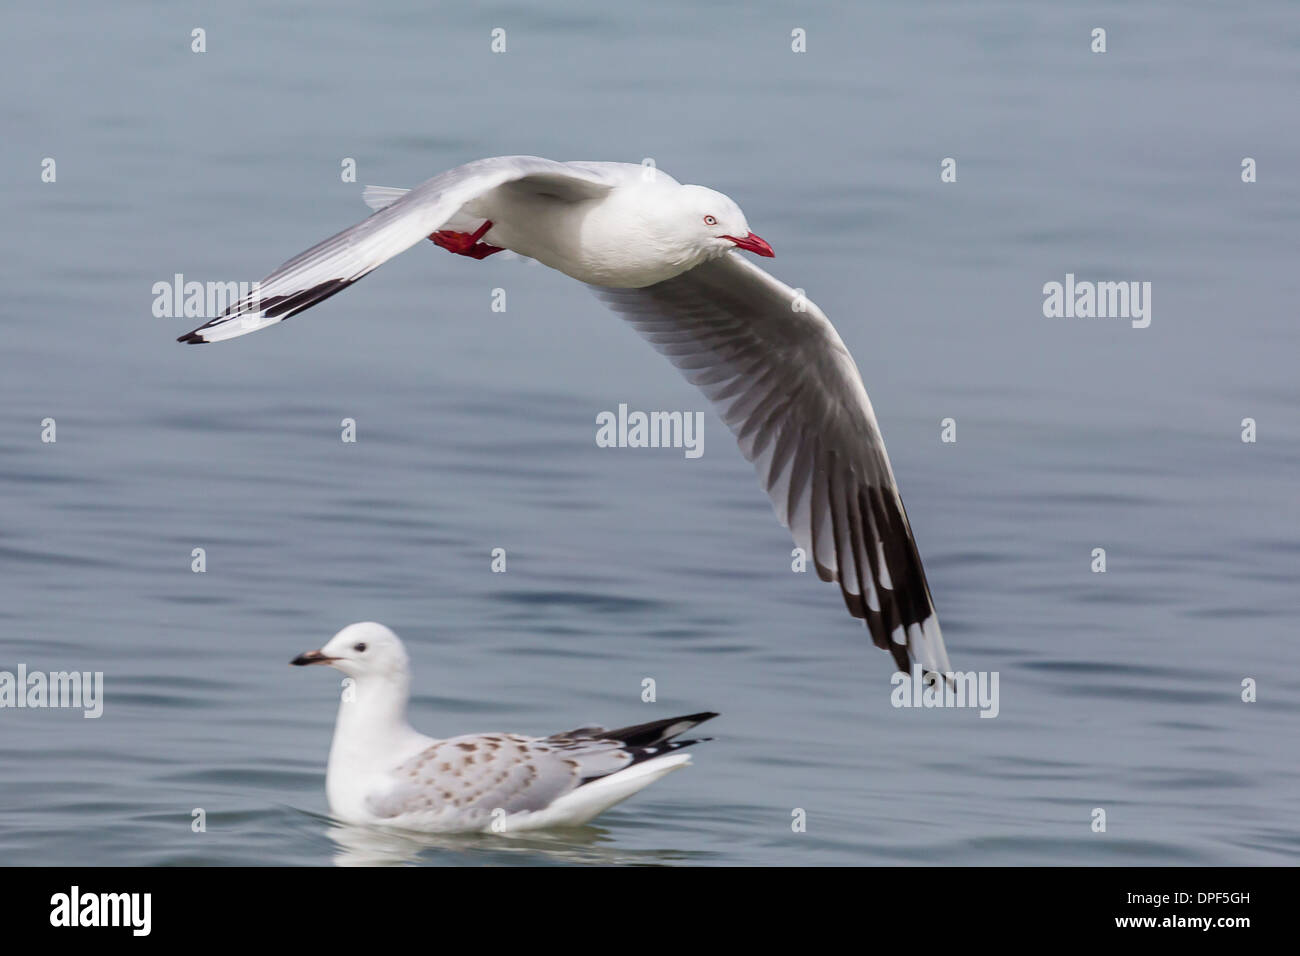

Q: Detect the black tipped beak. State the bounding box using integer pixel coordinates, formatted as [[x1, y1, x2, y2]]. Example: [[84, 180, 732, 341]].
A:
[[291, 650, 336, 666]]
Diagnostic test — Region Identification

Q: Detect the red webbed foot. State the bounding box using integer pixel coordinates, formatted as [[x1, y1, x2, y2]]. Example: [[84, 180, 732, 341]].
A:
[[428, 220, 505, 259]]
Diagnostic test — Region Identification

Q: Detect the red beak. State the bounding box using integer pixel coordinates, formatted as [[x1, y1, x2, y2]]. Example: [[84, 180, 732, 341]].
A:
[[722, 232, 775, 258]]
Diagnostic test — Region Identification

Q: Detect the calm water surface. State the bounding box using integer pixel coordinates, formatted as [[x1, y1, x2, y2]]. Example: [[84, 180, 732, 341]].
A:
[[1, 1, 1298, 865]]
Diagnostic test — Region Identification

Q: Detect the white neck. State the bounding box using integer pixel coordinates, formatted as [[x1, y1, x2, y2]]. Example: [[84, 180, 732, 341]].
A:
[[325, 671, 431, 812]]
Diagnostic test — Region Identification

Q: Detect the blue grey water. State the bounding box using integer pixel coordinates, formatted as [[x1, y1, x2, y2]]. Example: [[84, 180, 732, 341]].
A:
[[1, 1, 1297, 866]]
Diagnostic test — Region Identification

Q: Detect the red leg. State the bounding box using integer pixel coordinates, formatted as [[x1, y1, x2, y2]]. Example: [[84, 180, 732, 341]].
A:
[[428, 220, 505, 259]]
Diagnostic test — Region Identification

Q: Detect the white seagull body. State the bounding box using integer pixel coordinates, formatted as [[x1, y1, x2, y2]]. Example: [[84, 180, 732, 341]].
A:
[[292, 622, 717, 833], [183, 156, 951, 677]]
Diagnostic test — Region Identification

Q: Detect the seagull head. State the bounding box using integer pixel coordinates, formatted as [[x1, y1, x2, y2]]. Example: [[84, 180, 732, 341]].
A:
[[292, 621, 410, 681], [674, 184, 775, 260]]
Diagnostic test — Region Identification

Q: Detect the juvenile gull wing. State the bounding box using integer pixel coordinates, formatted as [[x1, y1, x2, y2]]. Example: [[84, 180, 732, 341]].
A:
[[592, 254, 950, 677], [366, 713, 716, 821], [177, 156, 614, 344], [367, 733, 627, 820]]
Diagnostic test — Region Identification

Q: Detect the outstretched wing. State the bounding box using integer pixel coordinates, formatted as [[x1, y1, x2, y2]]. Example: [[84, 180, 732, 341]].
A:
[[177, 156, 614, 344], [593, 254, 950, 677]]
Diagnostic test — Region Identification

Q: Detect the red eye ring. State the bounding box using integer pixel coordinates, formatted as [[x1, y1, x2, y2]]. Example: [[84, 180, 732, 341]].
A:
[[703, 215, 717, 226]]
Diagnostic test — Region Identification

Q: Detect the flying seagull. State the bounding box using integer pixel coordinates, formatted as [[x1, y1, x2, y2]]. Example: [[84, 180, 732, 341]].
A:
[[182, 156, 951, 677], [292, 622, 716, 831]]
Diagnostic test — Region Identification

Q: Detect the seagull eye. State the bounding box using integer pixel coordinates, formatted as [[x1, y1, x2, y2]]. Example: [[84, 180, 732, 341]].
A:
[[353, 642, 368, 653], [703, 215, 718, 226]]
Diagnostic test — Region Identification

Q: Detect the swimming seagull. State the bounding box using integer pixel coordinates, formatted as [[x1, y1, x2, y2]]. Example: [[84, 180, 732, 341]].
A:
[[184, 156, 951, 677], [291, 622, 717, 832]]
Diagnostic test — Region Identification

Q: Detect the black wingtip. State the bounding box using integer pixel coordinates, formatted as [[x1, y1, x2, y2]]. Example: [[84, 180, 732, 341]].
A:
[[176, 332, 206, 344], [598, 711, 719, 749]]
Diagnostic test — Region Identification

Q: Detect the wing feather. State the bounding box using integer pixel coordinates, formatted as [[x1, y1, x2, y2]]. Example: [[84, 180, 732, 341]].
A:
[[178, 156, 614, 344], [592, 253, 951, 676], [365, 713, 715, 822]]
